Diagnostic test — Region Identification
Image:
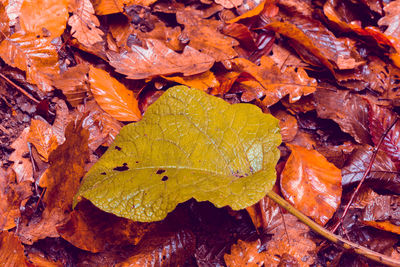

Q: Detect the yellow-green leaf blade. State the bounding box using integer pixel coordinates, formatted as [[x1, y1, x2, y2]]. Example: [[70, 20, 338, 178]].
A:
[[76, 86, 281, 222]]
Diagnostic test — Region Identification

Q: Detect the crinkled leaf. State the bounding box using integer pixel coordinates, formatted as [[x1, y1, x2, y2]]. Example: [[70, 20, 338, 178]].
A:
[[281, 144, 342, 225], [76, 86, 281, 222], [342, 145, 400, 194], [27, 119, 59, 162], [0, 32, 59, 92], [378, 1, 400, 40], [68, 0, 104, 47], [227, 0, 266, 23], [107, 39, 215, 79], [89, 66, 142, 122]]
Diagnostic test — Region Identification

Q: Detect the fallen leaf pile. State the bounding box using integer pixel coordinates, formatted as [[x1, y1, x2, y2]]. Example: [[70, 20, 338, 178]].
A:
[[1, 0, 400, 265]]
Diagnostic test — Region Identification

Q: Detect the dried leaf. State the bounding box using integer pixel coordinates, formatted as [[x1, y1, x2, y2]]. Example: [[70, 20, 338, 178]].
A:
[[162, 71, 220, 91], [378, 0, 400, 40], [342, 145, 400, 193], [27, 119, 58, 162], [91, 0, 123, 15], [368, 102, 400, 168], [89, 66, 142, 122], [227, 0, 266, 23], [281, 144, 342, 225], [274, 110, 298, 142], [123, 0, 158, 7], [76, 86, 281, 222], [107, 39, 215, 79], [115, 229, 195, 266], [68, 0, 105, 47], [314, 88, 371, 144], [4, 0, 23, 26], [233, 56, 317, 106], [8, 127, 33, 183], [19, 0, 68, 37], [0, 33, 59, 92], [224, 239, 265, 266], [215, 0, 242, 9], [176, 11, 238, 62], [58, 200, 155, 253], [0, 231, 29, 266], [0, 169, 32, 230]]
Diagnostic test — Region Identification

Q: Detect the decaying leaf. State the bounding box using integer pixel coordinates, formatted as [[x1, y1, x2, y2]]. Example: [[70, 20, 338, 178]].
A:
[[57, 200, 155, 253], [162, 71, 220, 91], [224, 239, 265, 266], [89, 66, 142, 122], [107, 39, 215, 79], [0, 231, 29, 266], [27, 119, 58, 162], [215, 0, 242, 9], [233, 56, 317, 106], [76, 86, 281, 222], [8, 127, 33, 183], [0, 33, 59, 92], [91, 0, 123, 15], [115, 229, 195, 266], [68, 0, 105, 47], [281, 144, 342, 225]]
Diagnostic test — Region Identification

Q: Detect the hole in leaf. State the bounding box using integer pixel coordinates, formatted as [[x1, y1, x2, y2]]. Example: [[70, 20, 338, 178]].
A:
[[101, 172, 106, 175], [156, 169, 166, 174], [113, 163, 129, 171], [114, 146, 122, 151], [162, 176, 168, 181]]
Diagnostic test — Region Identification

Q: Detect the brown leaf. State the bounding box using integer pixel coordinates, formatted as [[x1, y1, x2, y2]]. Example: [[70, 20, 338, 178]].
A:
[[176, 11, 238, 62], [246, 194, 281, 231], [115, 229, 196, 267], [68, 0, 105, 47], [52, 63, 90, 107], [8, 127, 33, 183], [0, 168, 32, 230], [107, 39, 215, 79], [0, 33, 59, 92], [89, 66, 141, 122], [233, 56, 317, 106], [18, 119, 90, 244], [4, 0, 23, 27], [0, 231, 29, 266], [27, 119, 58, 162], [224, 239, 265, 267], [19, 0, 68, 37], [378, 1, 400, 41], [273, 110, 298, 142], [281, 144, 342, 225], [314, 88, 371, 144], [162, 71, 220, 91], [57, 200, 155, 253]]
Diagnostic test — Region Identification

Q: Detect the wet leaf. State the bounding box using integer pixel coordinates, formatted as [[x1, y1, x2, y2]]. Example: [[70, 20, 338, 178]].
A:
[[162, 71, 220, 91], [215, 0, 242, 9], [0, 231, 29, 266], [342, 145, 400, 193], [314, 88, 371, 144], [115, 229, 195, 266], [76, 86, 281, 222], [68, 0, 105, 47], [281, 144, 342, 225], [378, 1, 400, 41], [368, 102, 400, 168], [0, 33, 59, 92], [176, 11, 239, 62], [233, 56, 317, 106], [107, 39, 215, 79], [27, 119, 58, 162], [8, 127, 33, 183], [224, 239, 265, 267], [19, 0, 68, 37], [57, 200, 155, 253], [92, 0, 123, 15], [89, 66, 141, 122], [227, 0, 266, 23]]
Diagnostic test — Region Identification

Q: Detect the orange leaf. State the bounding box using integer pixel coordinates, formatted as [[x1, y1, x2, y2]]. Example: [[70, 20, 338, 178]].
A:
[[27, 119, 59, 162], [68, 0, 105, 47], [92, 0, 123, 15], [281, 144, 342, 225], [107, 39, 215, 79], [0, 32, 59, 92], [4, 0, 23, 27], [123, 0, 159, 7], [215, 0, 242, 9], [224, 239, 265, 266], [227, 0, 266, 23], [363, 220, 400, 235], [233, 56, 317, 106], [8, 127, 33, 183], [19, 0, 68, 37], [0, 231, 29, 266], [176, 11, 238, 62], [162, 71, 220, 91], [89, 66, 142, 121]]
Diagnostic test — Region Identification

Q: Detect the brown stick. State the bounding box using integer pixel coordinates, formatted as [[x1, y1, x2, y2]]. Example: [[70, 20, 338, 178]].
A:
[[0, 72, 40, 104]]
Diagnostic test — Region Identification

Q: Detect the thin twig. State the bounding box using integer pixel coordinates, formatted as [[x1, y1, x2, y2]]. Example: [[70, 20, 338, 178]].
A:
[[331, 116, 399, 233], [0, 72, 40, 104], [267, 190, 400, 267]]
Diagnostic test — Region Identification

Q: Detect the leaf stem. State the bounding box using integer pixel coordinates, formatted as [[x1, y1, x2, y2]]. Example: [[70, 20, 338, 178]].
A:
[[267, 190, 400, 267]]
